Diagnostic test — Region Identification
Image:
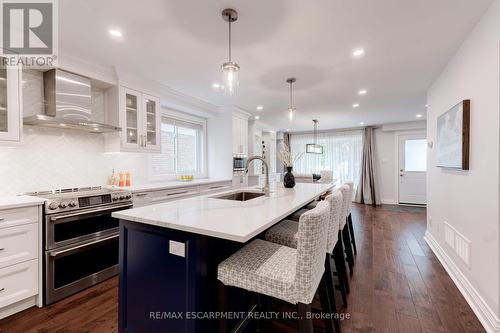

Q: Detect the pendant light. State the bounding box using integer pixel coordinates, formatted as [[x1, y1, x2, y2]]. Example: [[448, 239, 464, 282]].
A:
[[221, 8, 240, 96], [286, 78, 296, 120], [306, 120, 324, 154]]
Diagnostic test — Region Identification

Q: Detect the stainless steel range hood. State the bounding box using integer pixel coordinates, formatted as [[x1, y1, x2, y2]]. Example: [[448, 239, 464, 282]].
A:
[[23, 69, 121, 133]]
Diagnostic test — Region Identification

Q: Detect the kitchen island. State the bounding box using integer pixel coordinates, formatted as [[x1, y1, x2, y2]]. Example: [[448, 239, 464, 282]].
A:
[[112, 183, 333, 333]]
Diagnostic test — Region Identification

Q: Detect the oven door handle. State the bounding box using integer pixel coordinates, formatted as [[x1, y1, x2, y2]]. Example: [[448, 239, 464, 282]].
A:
[[48, 234, 119, 257], [50, 204, 133, 222]]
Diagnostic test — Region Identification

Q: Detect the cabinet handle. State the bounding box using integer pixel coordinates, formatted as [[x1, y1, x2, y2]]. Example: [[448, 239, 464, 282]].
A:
[[0, 288, 4, 292], [135, 193, 148, 197], [0, 248, 4, 251], [0, 218, 4, 221]]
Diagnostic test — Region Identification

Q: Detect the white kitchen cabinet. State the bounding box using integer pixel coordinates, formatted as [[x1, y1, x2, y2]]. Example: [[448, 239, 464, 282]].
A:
[[232, 115, 248, 155], [0, 203, 42, 319], [0, 223, 37, 269], [0, 59, 21, 144], [105, 86, 161, 152]]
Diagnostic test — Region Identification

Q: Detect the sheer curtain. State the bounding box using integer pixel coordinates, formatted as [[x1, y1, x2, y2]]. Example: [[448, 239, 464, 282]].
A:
[[290, 130, 363, 190]]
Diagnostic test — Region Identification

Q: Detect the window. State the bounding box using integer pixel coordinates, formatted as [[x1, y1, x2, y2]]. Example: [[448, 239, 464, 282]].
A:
[[150, 116, 204, 177], [290, 130, 363, 189], [404, 139, 427, 172]]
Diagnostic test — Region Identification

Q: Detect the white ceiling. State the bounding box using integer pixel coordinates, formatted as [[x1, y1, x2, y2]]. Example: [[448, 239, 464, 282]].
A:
[[59, 0, 492, 131]]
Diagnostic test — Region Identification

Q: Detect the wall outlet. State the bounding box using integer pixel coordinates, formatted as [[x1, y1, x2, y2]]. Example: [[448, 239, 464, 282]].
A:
[[169, 240, 186, 258]]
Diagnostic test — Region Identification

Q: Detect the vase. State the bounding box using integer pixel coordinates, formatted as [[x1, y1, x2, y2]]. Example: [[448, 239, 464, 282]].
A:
[[283, 166, 296, 188]]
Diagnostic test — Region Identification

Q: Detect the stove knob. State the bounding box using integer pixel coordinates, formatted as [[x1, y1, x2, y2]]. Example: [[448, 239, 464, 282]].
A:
[[112, 195, 119, 201], [119, 195, 125, 200], [68, 201, 77, 207], [126, 194, 132, 199], [49, 202, 59, 210], [59, 202, 67, 209]]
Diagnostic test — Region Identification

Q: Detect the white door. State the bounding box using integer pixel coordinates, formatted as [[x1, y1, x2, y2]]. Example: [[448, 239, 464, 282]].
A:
[[398, 134, 427, 205]]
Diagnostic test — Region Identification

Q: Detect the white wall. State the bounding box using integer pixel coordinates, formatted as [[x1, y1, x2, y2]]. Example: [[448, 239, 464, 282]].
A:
[[426, 1, 500, 329], [373, 122, 426, 204]]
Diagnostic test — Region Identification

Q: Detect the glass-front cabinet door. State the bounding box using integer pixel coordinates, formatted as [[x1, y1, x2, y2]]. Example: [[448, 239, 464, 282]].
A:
[[0, 58, 21, 143], [142, 94, 160, 151], [121, 88, 142, 149]]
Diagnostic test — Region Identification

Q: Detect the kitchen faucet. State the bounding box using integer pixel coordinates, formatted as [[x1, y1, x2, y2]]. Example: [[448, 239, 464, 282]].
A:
[[245, 156, 270, 196]]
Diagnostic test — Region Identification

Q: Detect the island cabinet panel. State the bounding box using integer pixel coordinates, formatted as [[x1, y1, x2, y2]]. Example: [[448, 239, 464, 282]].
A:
[[118, 220, 244, 333]]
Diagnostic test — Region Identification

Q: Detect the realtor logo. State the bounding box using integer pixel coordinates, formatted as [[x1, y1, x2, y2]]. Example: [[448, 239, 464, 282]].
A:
[[0, 0, 58, 68]]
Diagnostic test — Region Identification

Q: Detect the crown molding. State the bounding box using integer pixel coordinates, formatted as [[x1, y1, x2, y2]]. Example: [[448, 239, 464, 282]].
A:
[[159, 84, 220, 118], [217, 105, 252, 118]]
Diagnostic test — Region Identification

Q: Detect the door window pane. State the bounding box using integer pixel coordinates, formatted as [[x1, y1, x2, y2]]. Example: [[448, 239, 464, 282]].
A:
[[405, 139, 427, 172]]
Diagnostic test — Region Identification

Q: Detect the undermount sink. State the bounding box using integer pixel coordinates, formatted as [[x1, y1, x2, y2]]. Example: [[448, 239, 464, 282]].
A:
[[212, 191, 265, 202]]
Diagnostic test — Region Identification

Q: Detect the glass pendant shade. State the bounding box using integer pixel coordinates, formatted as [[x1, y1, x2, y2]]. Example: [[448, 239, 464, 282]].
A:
[[221, 61, 239, 96]]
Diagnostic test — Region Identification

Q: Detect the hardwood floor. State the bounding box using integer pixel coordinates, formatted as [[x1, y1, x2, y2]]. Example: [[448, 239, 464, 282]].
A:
[[0, 204, 485, 333]]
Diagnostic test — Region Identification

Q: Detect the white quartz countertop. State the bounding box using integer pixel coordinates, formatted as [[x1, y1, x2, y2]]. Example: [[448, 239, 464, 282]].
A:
[[110, 178, 232, 193], [112, 183, 333, 242], [0, 195, 45, 210]]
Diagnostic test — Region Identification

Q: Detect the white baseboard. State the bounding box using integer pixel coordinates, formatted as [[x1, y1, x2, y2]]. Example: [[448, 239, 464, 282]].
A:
[[425, 231, 500, 333], [381, 199, 397, 205]]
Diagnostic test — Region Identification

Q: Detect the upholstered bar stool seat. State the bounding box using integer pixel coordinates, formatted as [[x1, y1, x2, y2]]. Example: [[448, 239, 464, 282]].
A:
[[265, 220, 299, 248], [218, 239, 297, 304], [266, 190, 349, 313], [218, 201, 337, 333], [288, 208, 309, 221]]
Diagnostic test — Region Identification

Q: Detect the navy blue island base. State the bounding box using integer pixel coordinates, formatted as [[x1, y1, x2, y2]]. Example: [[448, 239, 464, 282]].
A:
[[118, 219, 252, 333]]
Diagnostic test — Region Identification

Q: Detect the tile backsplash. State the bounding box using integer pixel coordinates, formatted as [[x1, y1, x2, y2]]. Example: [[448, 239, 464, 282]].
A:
[[0, 126, 151, 195]]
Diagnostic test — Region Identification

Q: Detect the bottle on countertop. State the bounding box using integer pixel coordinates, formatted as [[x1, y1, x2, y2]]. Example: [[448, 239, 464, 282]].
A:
[[118, 172, 125, 187], [125, 172, 131, 187], [109, 169, 117, 187]]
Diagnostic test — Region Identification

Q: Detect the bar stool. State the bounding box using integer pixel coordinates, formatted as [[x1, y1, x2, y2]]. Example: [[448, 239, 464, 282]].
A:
[[345, 181, 357, 255], [338, 185, 354, 273], [218, 201, 335, 333], [266, 190, 349, 311]]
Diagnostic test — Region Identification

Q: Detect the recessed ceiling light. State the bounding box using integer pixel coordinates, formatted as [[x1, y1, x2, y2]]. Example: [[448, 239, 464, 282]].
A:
[[256, 105, 263, 110], [425, 104, 428, 108], [212, 83, 220, 88], [352, 103, 360, 108], [359, 122, 365, 125], [416, 114, 423, 118], [352, 48, 365, 58], [108, 29, 123, 38], [358, 89, 367, 95], [254, 116, 260, 120]]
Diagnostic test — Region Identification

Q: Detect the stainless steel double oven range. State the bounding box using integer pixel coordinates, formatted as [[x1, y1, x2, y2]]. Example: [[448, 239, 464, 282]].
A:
[[27, 187, 132, 304]]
